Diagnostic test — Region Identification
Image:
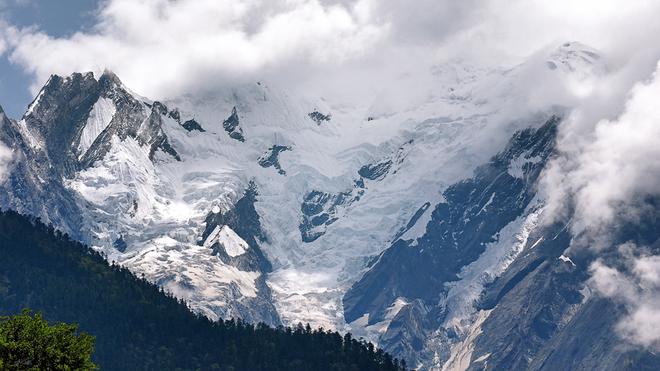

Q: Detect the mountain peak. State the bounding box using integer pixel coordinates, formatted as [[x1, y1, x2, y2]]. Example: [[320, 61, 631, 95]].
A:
[[545, 41, 607, 76], [22, 72, 98, 121], [34, 70, 123, 101], [99, 69, 123, 87]]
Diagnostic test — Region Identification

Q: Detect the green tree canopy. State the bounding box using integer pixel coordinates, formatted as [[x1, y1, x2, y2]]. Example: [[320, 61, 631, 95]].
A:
[[0, 210, 405, 370], [0, 309, 96, 370]]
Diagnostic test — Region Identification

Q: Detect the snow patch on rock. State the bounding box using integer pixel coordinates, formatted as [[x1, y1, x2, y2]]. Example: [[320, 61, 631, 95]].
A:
[[349, 297, 410, 342], [559, 254, 576, 266], [441, 310, 493, 371], [118, 238, 260, 321], [205, 225, 249, 257], [15, 119, 42, 150], [78, 97, 116, 159], [508, 152, 542, 178], [443, 203, 543, 333]]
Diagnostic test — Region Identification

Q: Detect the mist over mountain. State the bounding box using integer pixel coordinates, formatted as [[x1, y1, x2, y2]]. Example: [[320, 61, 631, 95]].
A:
[[1, 1, 659, 370]]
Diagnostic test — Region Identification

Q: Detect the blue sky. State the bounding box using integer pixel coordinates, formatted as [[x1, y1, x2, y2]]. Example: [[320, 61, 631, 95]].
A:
[[0, 0, 99, 118]]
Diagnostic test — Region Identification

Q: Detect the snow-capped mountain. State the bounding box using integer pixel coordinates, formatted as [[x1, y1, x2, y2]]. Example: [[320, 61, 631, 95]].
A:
[[2, 41, 657, 369]]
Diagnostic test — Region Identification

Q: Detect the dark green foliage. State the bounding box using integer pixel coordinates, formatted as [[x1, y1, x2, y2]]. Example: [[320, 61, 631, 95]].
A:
[[0, 210, 405, 371], [0, 309, 96, 370]]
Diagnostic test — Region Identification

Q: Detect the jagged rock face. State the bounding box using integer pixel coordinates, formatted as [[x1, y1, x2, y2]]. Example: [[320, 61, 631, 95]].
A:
[[24, 72, 181, 173], [0, 99, 84, 237], [257, 145, 291, 175], [20, 71, 180, 173], [223, 107, 245, 142], [344, 118, 558, 324], [22, 72, 102, 176], [358, 160, 392, 181], [199, 182, 280, 325], [297, 138, 414, 243], [308, 110, 331, 124], [463, 201, 660, 371], [358, 139, 412, 181], [202, 182, 271, 273], [169, 108, 205, 132], [181, 118, 205, 132], [299, 183, 364, 243], [341, 113, 659, 369], [0, 72, 183, 237], [300, 190, 349, 242], [0, 71, 281, 326], [344, 118, 559, 365]]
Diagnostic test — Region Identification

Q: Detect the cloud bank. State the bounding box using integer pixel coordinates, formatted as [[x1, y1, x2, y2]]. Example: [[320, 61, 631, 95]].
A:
[[0, 143, 11, 181], [2, 0, 660, 103], [590, 245, 660, 351], [3, 0, 389, 98], [538, 44, 660, 354], [542, 61, 660, 242]]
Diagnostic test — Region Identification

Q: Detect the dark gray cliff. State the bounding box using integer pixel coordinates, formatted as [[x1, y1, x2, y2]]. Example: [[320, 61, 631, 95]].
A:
[[223, 107, 245, 142], [344, 114, 660, 370], [0, 72, 281, 327], [258, 145, 291, 175], [0, 103, 83, 237], [466, 203, 660, 370], [344, 117, 559, 365], [0, 71, 182, 239]]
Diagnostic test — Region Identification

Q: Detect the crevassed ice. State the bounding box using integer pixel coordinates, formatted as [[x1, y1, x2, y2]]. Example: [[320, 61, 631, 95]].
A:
[[78, 97, 116, 159]]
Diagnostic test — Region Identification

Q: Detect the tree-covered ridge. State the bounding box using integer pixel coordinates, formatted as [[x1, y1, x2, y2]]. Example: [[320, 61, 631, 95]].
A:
[[0, 210, 405, 371]]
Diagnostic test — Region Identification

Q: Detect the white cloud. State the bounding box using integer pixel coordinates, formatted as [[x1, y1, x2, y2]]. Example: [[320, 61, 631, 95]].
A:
[[3, 0, 389, 98], [0, 143, 11, 182], [539, 57, 660, 353], [0, 19, 9, 56], [589, 250, 660, 350], [3, 0, 660, 105], [540, 61, 660, 247]]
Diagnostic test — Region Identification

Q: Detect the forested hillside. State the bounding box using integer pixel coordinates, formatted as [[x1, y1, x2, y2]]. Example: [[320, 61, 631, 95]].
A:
[[0, 210, 404, 370]]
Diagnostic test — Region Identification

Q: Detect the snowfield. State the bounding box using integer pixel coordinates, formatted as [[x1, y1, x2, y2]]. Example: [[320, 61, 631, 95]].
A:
[[0, 42, 609, 369]]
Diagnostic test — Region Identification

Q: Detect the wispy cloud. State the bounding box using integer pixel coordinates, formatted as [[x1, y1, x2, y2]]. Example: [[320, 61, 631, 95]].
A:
[[540, 60, 660, 351], [589, 244, 660, 350], [542, 61, 660, 244], [2, 0, 659, 104]]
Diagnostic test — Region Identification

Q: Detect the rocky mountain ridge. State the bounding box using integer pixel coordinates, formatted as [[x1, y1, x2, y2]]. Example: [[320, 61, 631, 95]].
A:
[[1, 42, 657, 369]]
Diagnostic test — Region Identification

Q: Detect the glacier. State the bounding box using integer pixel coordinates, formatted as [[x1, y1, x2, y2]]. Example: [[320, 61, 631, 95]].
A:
[[1, 41, 638, 369]]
